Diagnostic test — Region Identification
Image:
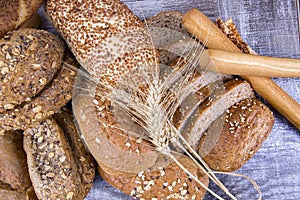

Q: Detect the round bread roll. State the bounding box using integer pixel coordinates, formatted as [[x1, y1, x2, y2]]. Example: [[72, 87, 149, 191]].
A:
[[0, 0, 42, 38], [0, 28, 64, 113]]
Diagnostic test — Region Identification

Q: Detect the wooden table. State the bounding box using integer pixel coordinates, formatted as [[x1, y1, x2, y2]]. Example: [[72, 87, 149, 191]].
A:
[[39, 0, 300, 199]]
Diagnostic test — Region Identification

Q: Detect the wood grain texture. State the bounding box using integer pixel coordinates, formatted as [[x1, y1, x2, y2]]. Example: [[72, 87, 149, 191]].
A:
[[36, 0, 300, 199]]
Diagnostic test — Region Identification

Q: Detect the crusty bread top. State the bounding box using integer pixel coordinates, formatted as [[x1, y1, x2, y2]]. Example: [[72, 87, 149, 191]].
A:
[[46, 0, 157, 87], [99, 156, 208, 200], [147, 11, 191, 37], [0, 0, 42, 38], [215, 18, 255, 54]]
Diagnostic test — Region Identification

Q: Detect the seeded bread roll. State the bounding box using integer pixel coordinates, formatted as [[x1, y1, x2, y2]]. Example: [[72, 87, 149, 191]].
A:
[[23, 117, 95, 200], [99, 156, 209, 200], [0, 28, 64, 113], [0, 131, 37, 200], [199, 98, 274, 171], [0, 0, 42, 38]]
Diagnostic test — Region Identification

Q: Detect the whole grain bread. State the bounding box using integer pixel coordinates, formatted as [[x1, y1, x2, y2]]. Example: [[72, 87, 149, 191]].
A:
[[0, 47, 78, 132], [99, 156, 209, 200], [23, 117, 95, 200], [0, 28, 64, 113], [199, 98, 274, 171], [72, 78, 160, 176], [179, 78, 255, 149], [0, 0, 42, 38]]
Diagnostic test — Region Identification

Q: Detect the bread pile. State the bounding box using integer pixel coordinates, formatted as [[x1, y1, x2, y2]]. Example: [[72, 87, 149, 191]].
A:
[[0, 1, 96, 199], [44, 0, 274, 199], [0, 0, 275, 199]]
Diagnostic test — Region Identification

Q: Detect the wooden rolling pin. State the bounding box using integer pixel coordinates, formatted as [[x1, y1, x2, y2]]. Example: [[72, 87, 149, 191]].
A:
[[183, 8, 300, 130], [199, 49, 300, 77]]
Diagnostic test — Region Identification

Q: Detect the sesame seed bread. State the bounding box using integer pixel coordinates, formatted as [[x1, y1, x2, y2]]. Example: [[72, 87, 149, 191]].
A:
[[199, 98, 274, 171], [23, 117, 95, 200], [99, 156, 209, 200], [179, 78, 255, 150], [0, 0, 42, 38], [0, 28, 64, 113], [45, 0, 157, 87], [0, 49, 78, 131]]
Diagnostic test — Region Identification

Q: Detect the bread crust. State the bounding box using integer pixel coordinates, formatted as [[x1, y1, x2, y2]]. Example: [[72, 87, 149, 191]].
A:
[[0, 46, 78, 132], [0, 0, 42, 38], [99, 156, 209, 200], [23, 116, 95, 200]]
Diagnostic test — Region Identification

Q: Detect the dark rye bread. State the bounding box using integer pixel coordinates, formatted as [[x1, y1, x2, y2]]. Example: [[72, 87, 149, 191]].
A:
[[199, 98, 274, 171], [99, 156, 209, 200], [0, 0, 42, 38], [23, 117, 95, 200], [0, 28, 64, 113], [179, 78, 255, 150], [0, 131, 37, 200]]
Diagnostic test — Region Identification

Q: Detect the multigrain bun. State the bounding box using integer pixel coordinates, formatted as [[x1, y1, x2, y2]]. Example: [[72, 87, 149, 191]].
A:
[[0, 41, 78, 132], [199, 98, 274, 171], [23, 116, 95, 200], [99, 156, 209, 200], [0, 131, 37, 200], [0, 28, 64, 113], [0, 0, 42, 38]]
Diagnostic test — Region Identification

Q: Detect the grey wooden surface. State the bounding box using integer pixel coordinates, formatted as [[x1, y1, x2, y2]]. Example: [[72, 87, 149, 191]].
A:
[[40, 0, 300, 199]]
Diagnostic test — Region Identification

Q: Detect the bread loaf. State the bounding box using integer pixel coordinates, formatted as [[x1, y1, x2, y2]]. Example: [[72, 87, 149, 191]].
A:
[[0, 0, 42, 38], [199, 98, 274, 171], [23, 116, 95, 200]]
